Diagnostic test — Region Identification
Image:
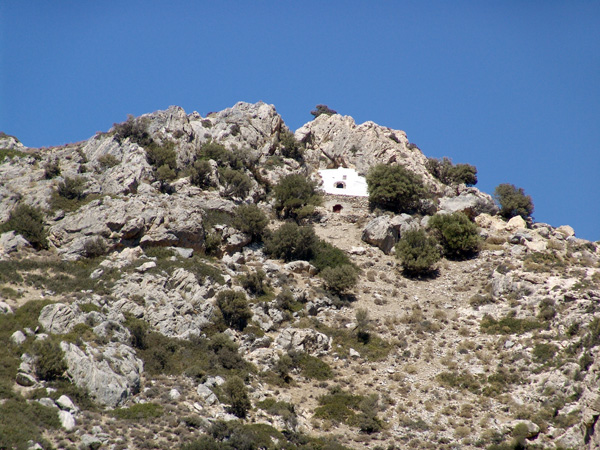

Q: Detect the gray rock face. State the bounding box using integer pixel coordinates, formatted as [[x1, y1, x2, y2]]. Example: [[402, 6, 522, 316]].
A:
[[361, 214, 418, 254], [197, 383, 218, 406], [296, 114, 444, 193], [39, 303, 85, 334], [47, 194, 208, 260], [60, 341, 143, 407], [438, 187, 498, 217], [58, 410, 76, 431], [275, 327, 331, 356], [0, 231, 32, 254]]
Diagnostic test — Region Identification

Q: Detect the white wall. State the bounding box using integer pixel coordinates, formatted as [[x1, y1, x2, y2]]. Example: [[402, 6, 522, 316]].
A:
[[317, 168, 368, 197]]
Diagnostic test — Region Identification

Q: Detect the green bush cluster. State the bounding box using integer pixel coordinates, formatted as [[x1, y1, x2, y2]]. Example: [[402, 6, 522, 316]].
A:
[[97, 153, 120, 169], [113, 115, 153, 147], [320, 265, 358, 294], [366, 164, 426, 213], [480, 314, 544, 335], [43, 160, 61, 179], [57, 176, 86, 200], [278, 129, 304, 161], [272, 174, 321, 221], [223, 376, 251, 418], [314, 385, 382, 433], [426, 157, 477, 186], [428, 212, 481, 259], [311, 104, 337, 118], [395, 229, 440, 276], [239, 269, 268, 296], [187, 159, 213, 188], [232, 204, 269, 242], [0, 398, 60, 450], [220, 168, 252, 199], [111, 402, 163, 420], [494, 183, 534, 220], [146, 140, 178, 182], [33, 339, 68, 381], [83, 236, 108, 258], [0, 203, 48, 249], [216, 290, 252, 331]]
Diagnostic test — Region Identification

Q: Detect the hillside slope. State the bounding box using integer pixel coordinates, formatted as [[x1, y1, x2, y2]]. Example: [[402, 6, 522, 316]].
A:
[[0, 103, 599, 450]]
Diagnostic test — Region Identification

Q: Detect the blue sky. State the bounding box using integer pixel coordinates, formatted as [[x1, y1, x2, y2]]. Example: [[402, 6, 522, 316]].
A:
[[1, 2, 599, 241]]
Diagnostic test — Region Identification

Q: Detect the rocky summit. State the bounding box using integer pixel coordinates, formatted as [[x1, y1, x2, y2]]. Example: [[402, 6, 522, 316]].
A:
[[0, 102, 599, 450]]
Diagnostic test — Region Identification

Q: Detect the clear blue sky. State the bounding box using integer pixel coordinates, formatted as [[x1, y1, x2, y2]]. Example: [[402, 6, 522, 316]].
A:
[[1, 2, 599, 241]]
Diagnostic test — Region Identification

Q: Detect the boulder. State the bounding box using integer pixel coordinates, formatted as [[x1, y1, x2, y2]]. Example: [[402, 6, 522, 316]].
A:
[[284, 261, 318, 275], [275, 327, 331, 356], [58, 410, 76, 431], [438, 188, 498, 217], [361, 214, 418, 254], [0, 231, 31, 254], [60, 341, 143, 407], [15, 372, 37, 387], [39, 303, 85, 334], [506, 215, 527, 231], [56, 394, 79, 413], [197, 384, 218, 406], [11, 330, 27, 345], [0, 301, 13, 314]]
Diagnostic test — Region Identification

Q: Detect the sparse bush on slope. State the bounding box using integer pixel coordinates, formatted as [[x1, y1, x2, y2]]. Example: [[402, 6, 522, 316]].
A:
[[428, 212, 481, 259], [494, 183, 534, 220], [0, 203, 48, 249], [366, 164, 425, 213], [272, 174, 321, 222], [426, 157, 477, 186], [232, 204, 269, 242], [395, 229, 440, 276], [216, 290, 252, 331]]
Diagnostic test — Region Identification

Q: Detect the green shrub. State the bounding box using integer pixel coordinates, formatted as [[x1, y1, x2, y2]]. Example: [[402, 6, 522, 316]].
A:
[[532, 343, 558, 364], [232, 204, 268, 241], [494, 183, 534, 220], [188, 159, 213, 188], [355, 308, 371, 344], [83, 236, 108, 258], [0, 398, 60, 450], [366, 164, 426, 213], [199, 141, 242, 169], [428, 212, 481, 259], [57, 176, 86, 200], [219, 168, 252, 199], [311, 104, 337, 118], [279, 129, 303, 161], [111, 402, 163, 420], [395, 229, 440, 275], [113, 115, 153, 147], [264, 223, 317, 262], [0, 203, 48, 249], [321, 265, 358, 294], [223, 376, 251, 419], [33, 339, 67, 381], [426, 157, 477, 186], [0, 147, 28, 161], [146, 141, 177, 175], [43, 160, 61, 179], [97, 154, 120, 169], [272, 174, 321, 221], [311, 241, 352, 272], [480, 315, 544, 335], [289, 351, 334, 381], [216, 290, 252, 331], [239, 269, 268, 296]]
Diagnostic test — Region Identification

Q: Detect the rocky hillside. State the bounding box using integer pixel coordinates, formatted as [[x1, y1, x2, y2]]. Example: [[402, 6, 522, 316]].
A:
[[0, 102, 599, 450]]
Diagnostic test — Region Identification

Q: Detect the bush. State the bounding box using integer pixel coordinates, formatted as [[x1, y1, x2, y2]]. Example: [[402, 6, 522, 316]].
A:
[[57, 176, 86, 200], [311, 241, 352, 272], [83, 236, 108, 258], [395, 229, 440, 275], [494, 183, 534, 220], [113, 115, 153, 147], [43, 160, 61, 179], [279, 129, 303, 161], [366, 164, 425, 213], [111, 402, 163, 420], [188, 159, 213, 188], [223, 376, 251, 419], [216, 290, 252, 331], [0, 203, 48, 249], [232, 204, 268, 241], [33, 339, 67, 381], [97, 154, 120, 169], [428, 212, 481, 259], [146, 141, 177, 178], [199, 141, 242, 169], [220, 168, 252, 199], [239, 269, 268, 296], [264, 223, 317, 262], [321, 265, 358, 294], [272, 174, 321, 221], [311, 104, 337, 118], [426, 157, 477, 186]]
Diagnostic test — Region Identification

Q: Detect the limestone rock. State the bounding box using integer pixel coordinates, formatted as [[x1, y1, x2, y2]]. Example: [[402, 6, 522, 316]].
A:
[[361, 214, 417, 254], [60, 341, 143, 407], [38, 303, 85, 334], [56, 394, 79, 413], [58, 410, 76, 431], [296, 113, 444, 193], [275, 327, 331, 356], [11, 330, 27, 345], [0, 301, 13, 314], [15, 372, 37, 387], [197, 384, 218, 406], [284, 261, 318, 275], [438, 188, 498, 217], [0, 231, 32, 254]]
